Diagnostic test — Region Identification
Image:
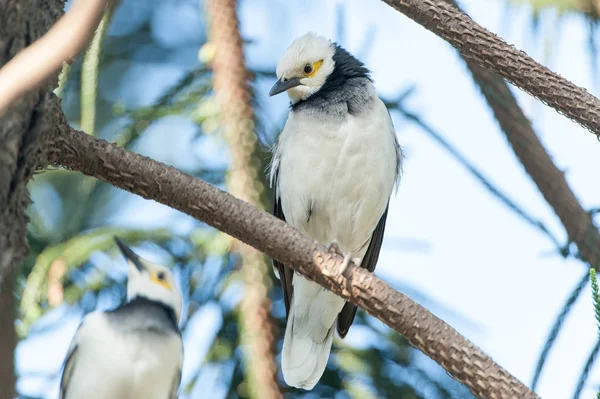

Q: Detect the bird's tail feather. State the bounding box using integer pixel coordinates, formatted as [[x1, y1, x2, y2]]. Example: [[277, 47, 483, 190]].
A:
[[281, 299, 335, 390]]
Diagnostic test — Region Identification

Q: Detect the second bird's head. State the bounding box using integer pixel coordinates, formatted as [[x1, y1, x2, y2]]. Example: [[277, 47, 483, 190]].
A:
[[114, 237, 182, 322], [269, 32, 368, 104]]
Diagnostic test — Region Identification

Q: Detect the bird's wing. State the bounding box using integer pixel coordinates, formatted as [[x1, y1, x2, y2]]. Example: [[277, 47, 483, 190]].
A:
[[59, 312, 109, 399], [336, 204, 389, 337], [272, 169, 295, 318], [59, 313, 99, 399], [169, 334, 184, 399], [59, 342, 78, 399], [169, 367, 182, 399]]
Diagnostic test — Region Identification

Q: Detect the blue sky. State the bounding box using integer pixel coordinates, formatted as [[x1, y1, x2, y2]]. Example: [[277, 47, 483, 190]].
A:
[[17, 0, 600, 398]]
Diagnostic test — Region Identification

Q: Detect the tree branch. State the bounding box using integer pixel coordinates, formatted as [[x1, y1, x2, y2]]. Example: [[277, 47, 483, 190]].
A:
[[0, 0, 108, 116], [47, 124, 538, 399], [440, 0, 600, 273], [394, 104, 563, 250], [381, 0, 600, 139]]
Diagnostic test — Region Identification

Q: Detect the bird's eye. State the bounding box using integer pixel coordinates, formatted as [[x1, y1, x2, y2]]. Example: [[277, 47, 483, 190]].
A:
[[282, 77, 288, 82], [157, 272, 165, 281], [304, 64, 313, 74]]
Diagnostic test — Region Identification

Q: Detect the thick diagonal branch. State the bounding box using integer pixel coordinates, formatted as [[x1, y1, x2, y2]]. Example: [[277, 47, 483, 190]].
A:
[[206, 0, 281, 397], [47, 126, 539, 399], [382, 0, 600, 138], [443, 0, 600, 271]]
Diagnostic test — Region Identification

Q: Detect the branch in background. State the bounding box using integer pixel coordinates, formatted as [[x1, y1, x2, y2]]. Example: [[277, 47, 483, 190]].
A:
[[205, 0, 281, 397], [381, 0, 600, 139], [531, 272, 589, 390], [435, 1, 600, 267], [573, 268, 600, 399], [439, 0, 600, 390], [0, 0, 108, 115], [392, 103, 563, 250], [116, 67, 209, 146], [80, 4, 115, 135], [54, 63, 71, 99], [47, 125, 539, 399], [572, 338, 600, 399]]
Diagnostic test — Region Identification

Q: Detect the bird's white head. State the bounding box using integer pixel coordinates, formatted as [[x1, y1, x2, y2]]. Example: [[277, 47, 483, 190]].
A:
[[115, 237, 182, 323], [270, 32, 335, 103]]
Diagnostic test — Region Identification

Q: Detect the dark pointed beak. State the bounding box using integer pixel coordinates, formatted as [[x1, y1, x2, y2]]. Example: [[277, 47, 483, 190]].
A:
[[269, 77, 302, 96], [114, 237, 145, 272]]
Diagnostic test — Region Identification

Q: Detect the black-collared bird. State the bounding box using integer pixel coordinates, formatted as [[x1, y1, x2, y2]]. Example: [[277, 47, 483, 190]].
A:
[[269, 32, 402, 390], [59, 237, 183, 399]]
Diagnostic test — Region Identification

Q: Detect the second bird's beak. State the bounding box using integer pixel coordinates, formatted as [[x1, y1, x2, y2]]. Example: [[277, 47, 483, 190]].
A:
[[269, 77, 301, 96], [114, 237, 145, 272]]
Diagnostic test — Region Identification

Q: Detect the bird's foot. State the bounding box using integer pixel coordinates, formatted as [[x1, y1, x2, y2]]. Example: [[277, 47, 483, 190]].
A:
[[339, 253, 352, 275], [328, 241, 361, 275], [328, 240, 343, 256], [339, 254, 362, 275]]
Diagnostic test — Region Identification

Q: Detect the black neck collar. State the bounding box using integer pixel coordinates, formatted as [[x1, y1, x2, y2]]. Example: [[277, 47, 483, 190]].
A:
[[291, 43, 372, 113], [128, 295, 178, 328]]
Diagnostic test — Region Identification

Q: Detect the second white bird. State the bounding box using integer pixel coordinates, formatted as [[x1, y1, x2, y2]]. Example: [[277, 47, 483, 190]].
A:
[[59, 238, 183, 399]]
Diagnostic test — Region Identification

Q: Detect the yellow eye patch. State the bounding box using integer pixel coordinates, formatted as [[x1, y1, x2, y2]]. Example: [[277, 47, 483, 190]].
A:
[[151, 272, 172, 291], [304, 60, 323, 78]]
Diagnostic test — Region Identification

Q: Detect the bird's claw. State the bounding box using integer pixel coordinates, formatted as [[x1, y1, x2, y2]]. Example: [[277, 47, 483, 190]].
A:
[[328, 240, 343, 256], [339, 254, 361, 276], [328, 241, 361, 275]]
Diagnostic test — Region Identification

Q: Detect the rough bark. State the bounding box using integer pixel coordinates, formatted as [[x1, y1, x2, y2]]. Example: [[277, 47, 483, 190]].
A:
[[205, 0, 281, 397], [0, 0, 66, 282], [47, 126, 538, 399], [441, 0, 600, 271], [0, 270, 16, 399], [381, 0, 600, 139], [0, 1, 67, 395]]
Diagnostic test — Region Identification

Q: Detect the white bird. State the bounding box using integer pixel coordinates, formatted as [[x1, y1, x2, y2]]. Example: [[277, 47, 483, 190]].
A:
[[59, 237, 183, 399], [268, 32, 402, 390]]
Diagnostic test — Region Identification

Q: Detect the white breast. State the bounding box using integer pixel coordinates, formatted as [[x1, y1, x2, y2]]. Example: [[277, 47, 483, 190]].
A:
[[274, 93, 398, 256], [63, 312, 182, 399]]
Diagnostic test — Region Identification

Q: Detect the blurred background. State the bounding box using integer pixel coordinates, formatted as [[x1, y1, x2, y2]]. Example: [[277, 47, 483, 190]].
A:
[[11, 0, 600, 398]]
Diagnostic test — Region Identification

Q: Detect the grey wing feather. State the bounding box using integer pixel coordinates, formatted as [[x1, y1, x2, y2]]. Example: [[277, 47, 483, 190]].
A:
[[272, 170, 294, 318], [336, 204, 389, 338], [170, 368, 182, 399], [59, 343, 79, 399]]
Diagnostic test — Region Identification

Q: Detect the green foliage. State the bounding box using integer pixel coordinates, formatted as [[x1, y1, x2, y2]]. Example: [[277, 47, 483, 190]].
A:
[[508, 0, 598, 15], [591, 268, 600, 332], [591, 268, 600, 399]]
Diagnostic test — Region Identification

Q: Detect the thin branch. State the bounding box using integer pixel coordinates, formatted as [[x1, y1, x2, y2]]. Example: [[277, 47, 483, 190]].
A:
[[0, 0, 108, 115], [572, 338, 600, 399], [394, 105, 563, 250], [381, 0, 600, 139], [47, 124, 539, 399], [531, 272, 589, 390], [80, 5, 115, 135]]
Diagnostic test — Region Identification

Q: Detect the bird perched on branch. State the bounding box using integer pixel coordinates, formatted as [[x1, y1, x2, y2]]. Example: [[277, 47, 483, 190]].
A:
[[269, 32, 402, 389], [59, 237, 183, 399]]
